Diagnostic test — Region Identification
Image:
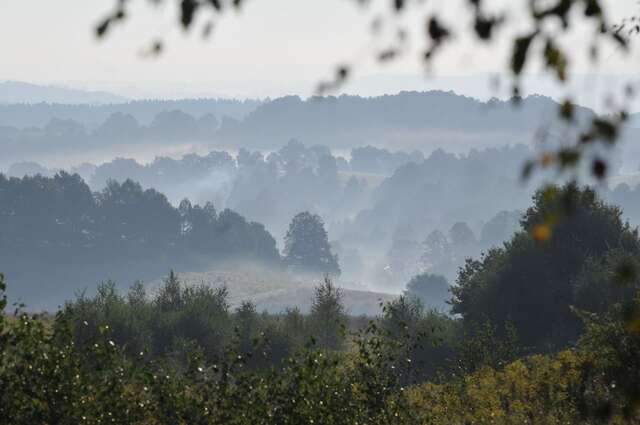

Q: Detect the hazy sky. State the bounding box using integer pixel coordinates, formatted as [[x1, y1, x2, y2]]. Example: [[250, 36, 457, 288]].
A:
[[1, 0, 639, 103]]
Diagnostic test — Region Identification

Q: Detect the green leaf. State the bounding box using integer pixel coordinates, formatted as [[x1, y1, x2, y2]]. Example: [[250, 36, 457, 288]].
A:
[[558, 149, 580, 167], [592, 158, 607, 179], [593, 118, 617, 142], [544, 39, 567, 81], [560, 99, 574, 120]]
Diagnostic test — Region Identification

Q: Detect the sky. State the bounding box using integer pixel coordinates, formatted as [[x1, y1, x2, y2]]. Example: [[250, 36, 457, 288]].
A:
[[1, 0, 639, 107]]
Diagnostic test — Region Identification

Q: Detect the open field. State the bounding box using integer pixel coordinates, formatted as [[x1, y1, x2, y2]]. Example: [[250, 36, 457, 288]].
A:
[[151, 265, 396, 316]]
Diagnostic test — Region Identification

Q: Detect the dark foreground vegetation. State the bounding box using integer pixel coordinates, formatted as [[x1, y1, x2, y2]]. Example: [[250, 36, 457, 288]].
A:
[[2, 184, 640, 423]]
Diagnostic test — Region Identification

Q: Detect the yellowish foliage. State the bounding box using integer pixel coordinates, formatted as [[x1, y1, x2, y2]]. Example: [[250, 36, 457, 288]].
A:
[[407, 350, 589, 425]]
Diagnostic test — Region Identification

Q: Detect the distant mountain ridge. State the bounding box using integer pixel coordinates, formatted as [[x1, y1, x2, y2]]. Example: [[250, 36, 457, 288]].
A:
[[0, 81, 128, 105], [214, 91, 596, 149], [0, 97, 262, 129]]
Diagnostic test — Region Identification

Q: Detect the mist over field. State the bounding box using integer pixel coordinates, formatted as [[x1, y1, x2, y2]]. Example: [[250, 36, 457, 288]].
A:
[[4, 85, 640, 312]]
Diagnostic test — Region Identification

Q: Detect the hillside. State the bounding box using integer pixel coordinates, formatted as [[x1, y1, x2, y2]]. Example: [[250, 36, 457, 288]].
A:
[[0, 81, 127, 105], [152, 265, 396, 316]]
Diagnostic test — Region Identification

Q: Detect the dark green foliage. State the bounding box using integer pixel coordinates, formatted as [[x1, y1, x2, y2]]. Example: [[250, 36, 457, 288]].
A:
[[0, 173, 281, 302], [309, 278, 347, 350], [404, 273, 450, 312], [284, 212, 340, 276], [451, 183, 640, 350], [377, 296, 458, 384], [0, 173, 279, 265], [1, 265, 639, 422], [454, 320, 520, 374], [573, 302, 640, 421], [0, 274, 431, 424]]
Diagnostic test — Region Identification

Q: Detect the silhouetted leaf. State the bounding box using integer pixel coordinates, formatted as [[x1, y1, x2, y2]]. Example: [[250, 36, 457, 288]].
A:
[[474, 16, 502, 40], [612, 31, 629, 49], [511, 32, 536, 75], [337, 66, 349, 81], [558, 149, 580, 167], [427, 17, 450, 42], [584, 0, 602, 17], [593, 118, 617, 142], [96, 18, 111, 38], [534, 0, 573, 28], [180, 0, 199, 29], [592, 158, 607, 179], [206, 0, 222, 11], [544, 39, 567, 81], [378, 49, 397, 62], [521, 160, 535, 180], [560, 99, 574, 120]]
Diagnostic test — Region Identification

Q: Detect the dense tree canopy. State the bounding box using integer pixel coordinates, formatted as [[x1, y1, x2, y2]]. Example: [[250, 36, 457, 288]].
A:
[[404, 273, 450, 312], [0, 172, 279, 264], [0, 172, 281, 301], [284, 212, 341, 276], [451, 183, 640, 349]]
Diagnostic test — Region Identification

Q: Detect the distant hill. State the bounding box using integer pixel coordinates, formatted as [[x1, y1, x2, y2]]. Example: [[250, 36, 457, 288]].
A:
[[0, 81, 128, 105], [215, 91, 595, 150], [0, 97, 262, 129]]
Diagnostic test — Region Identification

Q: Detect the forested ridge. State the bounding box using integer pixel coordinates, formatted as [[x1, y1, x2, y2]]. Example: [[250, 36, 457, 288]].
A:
[[2, 184, 640, 423], [0, 172, 279, 303], [4, 0, 640, 421]]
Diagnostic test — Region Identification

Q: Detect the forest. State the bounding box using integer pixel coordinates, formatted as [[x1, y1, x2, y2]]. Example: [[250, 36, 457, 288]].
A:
[[2, 184, 640, 423], [3, 96, 640, 420], [3, 0, 640, 421]]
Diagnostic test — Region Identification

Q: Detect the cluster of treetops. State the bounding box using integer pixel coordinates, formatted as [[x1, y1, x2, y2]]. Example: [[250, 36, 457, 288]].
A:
[[0, 171, 340, 273], [1, 182, 640, 423], [0, 91, 597, 150], [8, 141, 425, 186]]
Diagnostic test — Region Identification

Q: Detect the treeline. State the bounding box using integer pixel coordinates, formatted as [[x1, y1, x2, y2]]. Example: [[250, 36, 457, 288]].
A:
[[0, 172, 280, 302], [2, 184, 640, 422], [0, 98, 260, 128], [63, 274, 453, 373], [6, 141, 423, 244], [0, 172, 279, 264], [215, 91, 596, 149], [0, 92, 600, 164], [8, 140, 424, 186], [0, 110, 224, 159], [0, 171, 347, 306]]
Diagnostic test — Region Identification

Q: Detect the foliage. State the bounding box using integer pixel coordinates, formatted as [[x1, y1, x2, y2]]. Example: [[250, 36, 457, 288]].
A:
[[0, 173, 281, 301], [309, 277, 347, 350], [404, 272, 450, 312], [0, 274, 424, 424], [2, 270, 639, 423], [284, 212, 341, 276], [451, 183, 640, 350]]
